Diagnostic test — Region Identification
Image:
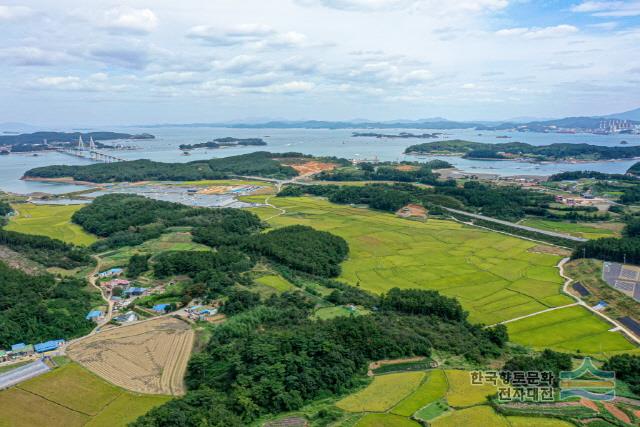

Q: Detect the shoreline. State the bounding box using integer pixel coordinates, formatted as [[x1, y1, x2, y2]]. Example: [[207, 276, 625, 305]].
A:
[[406, 151, 640, 165]]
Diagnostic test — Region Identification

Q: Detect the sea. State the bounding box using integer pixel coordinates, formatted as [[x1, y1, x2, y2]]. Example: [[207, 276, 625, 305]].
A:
[[2, 126, 640, 195]]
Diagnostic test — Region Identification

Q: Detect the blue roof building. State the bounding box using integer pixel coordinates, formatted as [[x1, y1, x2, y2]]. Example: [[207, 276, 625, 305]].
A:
[[11, 343, 26, 352], [34, 339, 65, 353], [152, 303, 170, 312], [98, 268, 124, 277], [86, 310, 104, 320], [124, 287, 146, 295]]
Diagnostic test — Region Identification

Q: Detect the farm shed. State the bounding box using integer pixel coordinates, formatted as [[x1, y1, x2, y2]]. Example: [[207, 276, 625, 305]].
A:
[[152, 303, 170, 313], [86, 310, 104, 321], [124, 287, 146, 296], [34, 339, 65, 353], [10, 343, 34, 355]]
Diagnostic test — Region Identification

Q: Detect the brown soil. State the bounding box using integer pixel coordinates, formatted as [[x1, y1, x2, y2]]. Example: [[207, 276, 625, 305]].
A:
[[580, 398, 600, 413], [396, 204, 427, 219], [67, 317, 194, 395], [396, 165, 418, 171], [603, 402, 631, 424], [0, 245, 45, 275], [21, 176, 100, 187], [527, 245, 571, 257], [290, 161, 336, 177]]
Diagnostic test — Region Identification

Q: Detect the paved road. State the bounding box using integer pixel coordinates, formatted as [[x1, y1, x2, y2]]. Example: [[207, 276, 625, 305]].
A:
[[442, 207, 588, 243], [0, 360, 50, 390]]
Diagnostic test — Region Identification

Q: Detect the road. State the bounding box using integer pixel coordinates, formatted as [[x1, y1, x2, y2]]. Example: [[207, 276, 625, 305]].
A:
[[442, 207, 587, 243]]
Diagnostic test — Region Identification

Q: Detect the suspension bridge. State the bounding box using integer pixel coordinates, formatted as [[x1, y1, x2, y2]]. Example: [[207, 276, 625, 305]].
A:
[[57, 136, 125, 163]]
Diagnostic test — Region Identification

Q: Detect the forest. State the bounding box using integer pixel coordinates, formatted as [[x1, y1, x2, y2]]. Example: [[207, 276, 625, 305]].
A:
[[24, 152, 301, 182], [132, 288, 508, 425], [314, 160, 451, 184], [179, 137, 267, 150], [405, 139, 640, 161], [0, 262, 96, 347], [0, 229, 92, 268], [279, 180, 553, 222]]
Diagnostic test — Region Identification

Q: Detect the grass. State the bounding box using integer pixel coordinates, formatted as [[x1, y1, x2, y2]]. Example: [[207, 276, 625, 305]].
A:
[[246, 196, 574, 325], [413, 400, 449, 421], [520, 218, 619, 240], [354, 413, 421, 427], [0, 362, 170, 426], [431, 406, 510, 427], [391, 369, 448, 416], [506, 416, 575, 427], [444, 369, 498, 408], [255, 274, 295, 292], [312, 305, 370, 320], [506, 305, 637, 357], [5, 203, 97, 246], [336, 372, 425, 413]]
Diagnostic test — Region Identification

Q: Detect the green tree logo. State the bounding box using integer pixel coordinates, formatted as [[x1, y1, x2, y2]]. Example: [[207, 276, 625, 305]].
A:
[[559, 357, 615, 401]]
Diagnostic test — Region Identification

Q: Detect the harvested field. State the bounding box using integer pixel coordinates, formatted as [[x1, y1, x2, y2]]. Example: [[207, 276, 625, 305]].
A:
[[289, 161, 336, 176], [66, 317, 194, 395]]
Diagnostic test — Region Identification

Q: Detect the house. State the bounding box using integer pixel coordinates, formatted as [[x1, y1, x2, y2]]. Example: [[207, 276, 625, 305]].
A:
[[103, 279, 130, 289], [86, 310, 104, 322], [10, 343, 34, 356], [593, 301, 608, 311], [114, 311, 138, 324], [124, 287, 146, 297], [98, 268, 124, 278], [152, 303, 170, 313], [34, 339, 65, 353]]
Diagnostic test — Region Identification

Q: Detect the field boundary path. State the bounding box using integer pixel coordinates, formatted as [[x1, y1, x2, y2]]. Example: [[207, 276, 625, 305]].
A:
[[441, 207, 587, 243], [0, 360, 50, 390], [494, 302, 580, 326]]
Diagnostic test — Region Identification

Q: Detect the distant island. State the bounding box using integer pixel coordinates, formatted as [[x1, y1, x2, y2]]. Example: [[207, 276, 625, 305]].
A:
[[405, 139, 640, 161], [178, 137, 266, 151], [352, 132, 441, 139], [0, 131, 154, 153]]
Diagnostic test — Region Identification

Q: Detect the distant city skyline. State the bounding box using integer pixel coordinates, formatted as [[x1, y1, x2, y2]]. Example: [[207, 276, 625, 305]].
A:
[[1, 0, 639, 126]]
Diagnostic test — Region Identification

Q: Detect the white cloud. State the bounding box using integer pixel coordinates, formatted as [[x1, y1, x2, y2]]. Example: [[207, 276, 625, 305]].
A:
[[0, 4, 32, 21], [145, 71, 200, 85], [571, 1, 640, 17], [89, 46, 151, 69], [496, 24, 579, 39], [187, 24, 275, 46], [28, 74, 127, 92], [102, 8, 158, 34], [0, 47, 71, 66], [296, 0, 508, 12]]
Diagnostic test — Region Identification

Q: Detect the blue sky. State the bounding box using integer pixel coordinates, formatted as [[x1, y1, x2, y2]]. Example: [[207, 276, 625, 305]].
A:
[[0, 0, 639, 126]]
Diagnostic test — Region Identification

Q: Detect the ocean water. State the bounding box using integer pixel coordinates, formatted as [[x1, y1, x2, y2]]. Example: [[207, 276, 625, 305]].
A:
[[1, 126, 639, 194]]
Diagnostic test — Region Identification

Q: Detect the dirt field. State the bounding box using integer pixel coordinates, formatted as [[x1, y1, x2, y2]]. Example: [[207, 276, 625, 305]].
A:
[[66, 317, 194, 396], [396, 204, 427, 219], [290, 161, 336, 176], [396, 165, 419, 171]]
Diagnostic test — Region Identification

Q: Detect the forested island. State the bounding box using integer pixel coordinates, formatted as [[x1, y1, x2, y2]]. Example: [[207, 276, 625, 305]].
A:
[[405, 139, 640, 161], [178, 137, 267, 151], [352, 132, 441, 139], [0, 131, 154, 153], [24, 152, 302, 182]]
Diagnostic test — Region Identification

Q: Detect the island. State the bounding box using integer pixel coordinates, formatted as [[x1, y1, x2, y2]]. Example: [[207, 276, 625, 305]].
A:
[[405, 139, 640, 161], [178, 137, 266, 151], [351, 132, 441, 139], [0, 131, 155, 153]]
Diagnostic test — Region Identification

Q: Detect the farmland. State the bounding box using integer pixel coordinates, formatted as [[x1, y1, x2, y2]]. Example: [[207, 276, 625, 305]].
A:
[[506, 305, 637, 356], [337, 371, 425, 412], [391, 369, 447, 416], [66, 317, 194, 395], [519, 218, 619, 240], [247, 196, 571, 325], [5, 203, 97, 246], [0, 362, 169, 427]]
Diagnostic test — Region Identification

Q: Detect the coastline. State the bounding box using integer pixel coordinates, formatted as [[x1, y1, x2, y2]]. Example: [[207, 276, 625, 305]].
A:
[[406, 151, 640, 166]]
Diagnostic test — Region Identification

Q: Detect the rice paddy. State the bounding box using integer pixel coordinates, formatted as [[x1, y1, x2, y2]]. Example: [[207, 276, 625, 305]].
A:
[[5, 203, 97, 246], [354, 413, 421, 427], [0, 362, 170, 427], [391, 369, 448, 416], [336, 372, 425, 412], [506, 305, 637, 356], [444, 369, 499, 408], [519, 218, 619, 240], [247, 196, 572, 325]]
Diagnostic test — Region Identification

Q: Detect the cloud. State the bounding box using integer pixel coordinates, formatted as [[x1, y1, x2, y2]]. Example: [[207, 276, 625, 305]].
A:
[[90, 47, 151, 69], [145, 71, 200, 85], [187, 24, 275, 46], [0, 47, 72, 66], [296, 0, 508, 12], [496, 24, 579, 39], [102, 7, 158, 34], [571, 1, 640, 17], [27, 74, 127, 92], [0, 4, 32, 21]]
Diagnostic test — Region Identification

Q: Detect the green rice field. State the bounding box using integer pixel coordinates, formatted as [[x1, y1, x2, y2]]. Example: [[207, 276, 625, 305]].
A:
[[355, 413, 421, 427], [6, 203, 97, 246], [255, 274, 295, 292], [336, 372, 425, 412], [520, 218, 619, 240], [247, 196, 572, 325], [506, 305, 637, 356], [0, 362, 170, 427], [391, 369, 448, 416]]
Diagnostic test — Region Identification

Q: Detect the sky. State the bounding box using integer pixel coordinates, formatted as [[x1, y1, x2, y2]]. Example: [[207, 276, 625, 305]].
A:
[[1, 0, 639, 126]]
